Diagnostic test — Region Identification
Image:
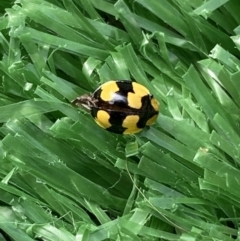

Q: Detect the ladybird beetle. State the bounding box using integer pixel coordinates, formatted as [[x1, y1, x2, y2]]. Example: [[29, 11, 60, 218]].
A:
[[72, 80, 159, 134]]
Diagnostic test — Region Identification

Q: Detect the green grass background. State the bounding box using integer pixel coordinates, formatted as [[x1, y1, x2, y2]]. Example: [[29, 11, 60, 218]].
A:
[[0, 0, 240, 240]]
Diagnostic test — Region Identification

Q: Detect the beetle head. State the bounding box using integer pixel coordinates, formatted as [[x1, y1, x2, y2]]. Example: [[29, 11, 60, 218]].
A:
[[71, 94, 97, 111]]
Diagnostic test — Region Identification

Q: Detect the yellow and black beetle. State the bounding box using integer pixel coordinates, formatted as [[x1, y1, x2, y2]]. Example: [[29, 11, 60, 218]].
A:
[[72, 80, 159, 134]]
